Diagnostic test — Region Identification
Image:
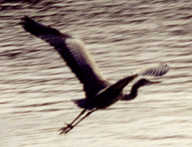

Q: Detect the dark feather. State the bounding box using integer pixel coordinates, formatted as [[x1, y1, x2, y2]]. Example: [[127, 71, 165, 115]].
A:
[[21, 16, 109, 98]]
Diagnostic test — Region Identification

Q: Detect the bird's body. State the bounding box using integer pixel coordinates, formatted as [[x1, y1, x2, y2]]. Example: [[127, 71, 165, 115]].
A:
[[74, 74, 137, 110], [21, 16, 169, 134]]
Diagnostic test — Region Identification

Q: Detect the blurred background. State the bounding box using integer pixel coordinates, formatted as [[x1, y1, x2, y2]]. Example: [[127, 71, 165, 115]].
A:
[[0, 0, 192, 146]]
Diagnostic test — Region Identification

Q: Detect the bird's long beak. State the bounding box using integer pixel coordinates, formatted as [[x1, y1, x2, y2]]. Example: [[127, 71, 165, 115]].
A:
[[147, 80, 161, 85]]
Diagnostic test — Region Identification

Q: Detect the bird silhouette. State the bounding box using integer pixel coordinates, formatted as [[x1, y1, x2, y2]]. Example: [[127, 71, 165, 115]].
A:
[[20, 16, 169, 134]]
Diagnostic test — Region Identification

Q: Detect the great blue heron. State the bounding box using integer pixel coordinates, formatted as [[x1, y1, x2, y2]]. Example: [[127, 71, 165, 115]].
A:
[[20, 16, 169, 134]]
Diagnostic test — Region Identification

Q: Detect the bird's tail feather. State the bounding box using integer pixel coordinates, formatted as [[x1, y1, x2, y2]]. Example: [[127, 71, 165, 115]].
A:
[[73, 99, 87, 108], [140, 63, 169, 77]]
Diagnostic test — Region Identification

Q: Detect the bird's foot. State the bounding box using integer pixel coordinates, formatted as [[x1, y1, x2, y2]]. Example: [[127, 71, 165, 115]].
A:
[[59, 123, 74, 135]]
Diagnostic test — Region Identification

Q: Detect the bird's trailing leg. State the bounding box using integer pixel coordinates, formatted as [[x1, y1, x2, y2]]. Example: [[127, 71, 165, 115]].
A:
[[59, 109, 96, 134], [59, 109, 86, 134]]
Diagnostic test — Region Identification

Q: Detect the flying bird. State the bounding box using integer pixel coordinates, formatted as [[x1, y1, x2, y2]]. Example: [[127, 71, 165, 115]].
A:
[[21, 16, 169, 134]]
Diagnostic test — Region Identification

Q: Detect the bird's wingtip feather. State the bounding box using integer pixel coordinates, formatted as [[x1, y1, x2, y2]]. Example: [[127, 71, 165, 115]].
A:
[[140, 63, 170, 77]]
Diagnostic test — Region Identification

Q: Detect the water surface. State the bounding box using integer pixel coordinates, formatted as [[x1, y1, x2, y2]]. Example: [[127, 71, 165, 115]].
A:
[[1, 1, 192, 146]]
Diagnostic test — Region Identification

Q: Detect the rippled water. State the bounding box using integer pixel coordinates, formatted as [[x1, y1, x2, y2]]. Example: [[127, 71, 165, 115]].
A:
[[1, 0, 192, 146]]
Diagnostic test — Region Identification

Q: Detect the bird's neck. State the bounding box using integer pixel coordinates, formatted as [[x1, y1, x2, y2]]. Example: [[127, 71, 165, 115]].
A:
[[123, 82, 141, 100]]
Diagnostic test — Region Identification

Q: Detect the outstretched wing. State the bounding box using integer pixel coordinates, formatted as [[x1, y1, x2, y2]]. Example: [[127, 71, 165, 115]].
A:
[[140, 63, 169, 77], [21, 16, 108, 98]]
